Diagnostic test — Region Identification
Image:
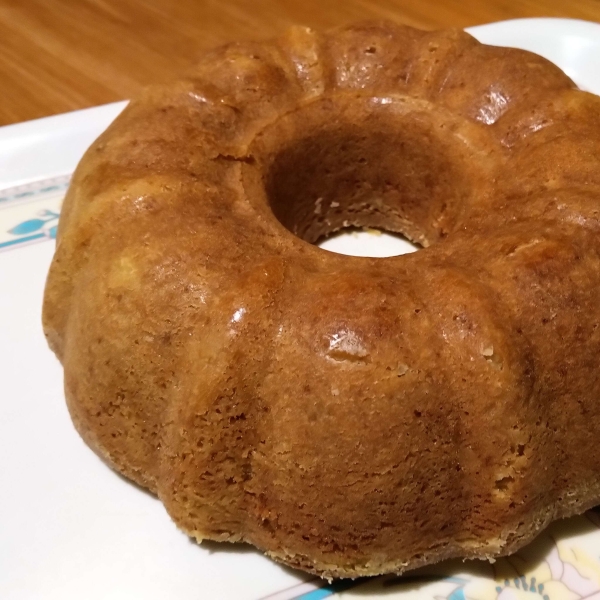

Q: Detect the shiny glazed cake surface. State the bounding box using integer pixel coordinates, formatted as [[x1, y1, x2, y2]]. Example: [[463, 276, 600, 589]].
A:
[[43, 21, 600, 578]]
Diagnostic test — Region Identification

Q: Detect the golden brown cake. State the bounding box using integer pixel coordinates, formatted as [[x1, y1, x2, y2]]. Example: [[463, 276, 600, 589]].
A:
[[43, 21, 600, 579]]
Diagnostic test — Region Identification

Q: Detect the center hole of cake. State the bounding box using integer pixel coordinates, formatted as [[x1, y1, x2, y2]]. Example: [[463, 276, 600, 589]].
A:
[[265, 120, 459, 257]]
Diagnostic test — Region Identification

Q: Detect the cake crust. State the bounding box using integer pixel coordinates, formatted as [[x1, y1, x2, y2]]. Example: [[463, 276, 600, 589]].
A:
[[43, 21, 600, 578]]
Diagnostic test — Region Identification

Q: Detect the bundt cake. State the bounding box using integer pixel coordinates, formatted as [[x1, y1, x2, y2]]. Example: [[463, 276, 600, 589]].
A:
[[42, 21, 600, 579]]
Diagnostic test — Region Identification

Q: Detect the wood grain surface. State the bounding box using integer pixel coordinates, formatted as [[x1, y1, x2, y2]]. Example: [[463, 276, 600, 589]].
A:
[[0, 0, 598, 126]]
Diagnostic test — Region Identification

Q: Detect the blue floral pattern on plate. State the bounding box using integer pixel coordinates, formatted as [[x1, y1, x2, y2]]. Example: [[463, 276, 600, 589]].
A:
[[0, 177, 67, 251]]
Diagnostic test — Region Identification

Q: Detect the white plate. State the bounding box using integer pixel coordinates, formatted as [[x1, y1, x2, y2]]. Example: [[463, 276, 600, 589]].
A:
[[2, 18, 600, 600]]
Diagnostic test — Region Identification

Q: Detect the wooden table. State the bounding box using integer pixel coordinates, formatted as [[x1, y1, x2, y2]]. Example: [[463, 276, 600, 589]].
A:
[[0, 0, 598, 126]]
